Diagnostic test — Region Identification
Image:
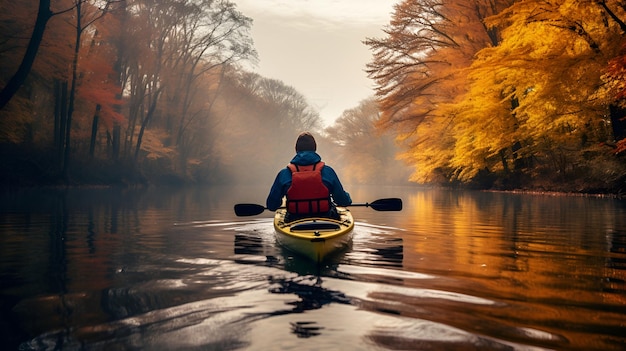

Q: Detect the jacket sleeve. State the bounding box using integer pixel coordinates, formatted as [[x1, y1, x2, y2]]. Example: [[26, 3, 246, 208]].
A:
[[266, 168, 290, 211], [322, 166, 352, 206]]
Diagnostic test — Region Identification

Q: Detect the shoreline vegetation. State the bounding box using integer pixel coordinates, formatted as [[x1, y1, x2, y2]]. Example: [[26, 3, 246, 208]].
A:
[[2, 148, 623, 200]]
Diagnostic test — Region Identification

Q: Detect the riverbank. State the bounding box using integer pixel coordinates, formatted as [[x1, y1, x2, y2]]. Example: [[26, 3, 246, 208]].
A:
[[2, 149, 624, 198]]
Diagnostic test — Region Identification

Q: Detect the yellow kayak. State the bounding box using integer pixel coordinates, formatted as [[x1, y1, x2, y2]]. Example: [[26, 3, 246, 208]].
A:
[[235, 198, 401, 261], [273, 207, 355, 262]]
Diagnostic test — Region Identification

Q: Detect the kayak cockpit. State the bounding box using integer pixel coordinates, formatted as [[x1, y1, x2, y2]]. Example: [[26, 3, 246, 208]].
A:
[[289, 221, 341, 232]]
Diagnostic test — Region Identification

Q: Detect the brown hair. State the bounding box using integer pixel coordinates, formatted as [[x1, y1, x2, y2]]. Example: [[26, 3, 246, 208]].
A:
[[295, 132, 316, 152]]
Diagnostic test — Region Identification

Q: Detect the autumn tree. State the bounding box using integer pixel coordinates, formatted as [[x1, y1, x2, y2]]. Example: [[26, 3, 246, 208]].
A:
[[59, 0, 126, 180], [368, 0, 626, 192], [365, 0, 515, 183], [603, 6, 626, 154], [606, 42, 626, 154], [1, 1, 79, 147], [0, 0, 52, 110], [451, 0, 625, 186], [0, 1, 123, 177], [366, 0, 514, 129], [113, 0, 256, 177]]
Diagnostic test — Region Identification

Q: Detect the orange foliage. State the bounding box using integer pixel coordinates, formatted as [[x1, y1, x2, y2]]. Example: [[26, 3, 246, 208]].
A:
[[366, 0, 515, 133], [76, 23, 125, 129], [368, 0, 626, 188], [606, 40, 626, 101], [617, 139, 626, 154]]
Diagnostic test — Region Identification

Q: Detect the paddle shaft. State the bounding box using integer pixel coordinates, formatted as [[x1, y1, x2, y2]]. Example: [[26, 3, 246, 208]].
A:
[[234, 198, 401, 216]]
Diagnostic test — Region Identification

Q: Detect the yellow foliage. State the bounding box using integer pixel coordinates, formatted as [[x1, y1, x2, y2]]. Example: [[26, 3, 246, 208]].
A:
[[398, 112, 456, 183], [371, 0, 625, 185]]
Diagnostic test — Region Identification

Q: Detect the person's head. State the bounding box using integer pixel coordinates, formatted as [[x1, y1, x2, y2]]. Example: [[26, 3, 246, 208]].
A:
[[295, 132, 316, 152]]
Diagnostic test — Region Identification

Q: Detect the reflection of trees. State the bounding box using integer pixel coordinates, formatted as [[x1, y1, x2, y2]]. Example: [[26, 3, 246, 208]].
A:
[[606, 229, 626, 305], [3, 187, 248, 349], [48, 192, 68, 296], [47, 192, 71, 347], [403, 189, 626, 289], [397, 189, 626, 349], [4, 187, 184, 346]]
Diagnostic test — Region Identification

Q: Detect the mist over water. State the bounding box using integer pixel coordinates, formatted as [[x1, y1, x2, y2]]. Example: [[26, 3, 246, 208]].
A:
[[1, 185, 624, 350]]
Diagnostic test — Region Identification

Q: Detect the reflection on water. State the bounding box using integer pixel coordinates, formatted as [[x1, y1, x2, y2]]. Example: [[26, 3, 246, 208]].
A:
[[0, 186, 625, 350], [268, 275, 353, 339]]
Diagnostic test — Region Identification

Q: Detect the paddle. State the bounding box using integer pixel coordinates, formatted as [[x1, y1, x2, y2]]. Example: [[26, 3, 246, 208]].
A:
[[349, 198, 403, 211], [234, 203, 268, 216], [234, 198, 402, 216]]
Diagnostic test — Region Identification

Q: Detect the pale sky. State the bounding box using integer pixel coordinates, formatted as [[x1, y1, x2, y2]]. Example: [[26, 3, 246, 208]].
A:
[[233, 0, 398, 127]]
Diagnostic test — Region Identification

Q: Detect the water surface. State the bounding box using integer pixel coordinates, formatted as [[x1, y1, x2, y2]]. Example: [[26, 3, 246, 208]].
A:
[[1, 186, 624, 350]]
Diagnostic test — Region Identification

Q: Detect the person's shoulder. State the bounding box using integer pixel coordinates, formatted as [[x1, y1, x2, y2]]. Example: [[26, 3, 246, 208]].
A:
[[320, 163, 337, 174]]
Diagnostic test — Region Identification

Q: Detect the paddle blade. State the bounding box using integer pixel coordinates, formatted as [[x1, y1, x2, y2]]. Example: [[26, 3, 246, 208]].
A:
[[234, 203, 267, 216], [369, 198, 403, 211]]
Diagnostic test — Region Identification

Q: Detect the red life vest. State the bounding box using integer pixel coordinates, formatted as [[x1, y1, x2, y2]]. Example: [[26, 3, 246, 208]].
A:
[[286, 162, 331, 214]]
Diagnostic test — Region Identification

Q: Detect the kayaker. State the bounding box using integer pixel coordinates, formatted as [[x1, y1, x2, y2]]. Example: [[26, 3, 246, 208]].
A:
[[266, 132, 352, 221]]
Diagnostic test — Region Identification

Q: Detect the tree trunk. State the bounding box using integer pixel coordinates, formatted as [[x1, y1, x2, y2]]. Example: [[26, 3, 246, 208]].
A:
[[609, 104, 626, 142], [112, 124, 121, 161], [0, 0, 52, 110], [135, 90, 161, 161], [63, 1, 83, 182], [56, 80, 68, 170], [89, 105, 101, 158]]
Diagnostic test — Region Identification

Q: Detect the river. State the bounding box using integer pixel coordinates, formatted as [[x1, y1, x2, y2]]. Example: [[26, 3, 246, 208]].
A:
[[0, 185, 624, 350]]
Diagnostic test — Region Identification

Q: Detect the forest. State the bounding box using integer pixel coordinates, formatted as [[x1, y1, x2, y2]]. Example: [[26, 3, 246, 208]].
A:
[[0, 0, 625, 195], [366, 0, 626, 194]]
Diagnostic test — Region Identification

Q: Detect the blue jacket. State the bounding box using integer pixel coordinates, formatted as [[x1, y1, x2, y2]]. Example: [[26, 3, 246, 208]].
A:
[[266, 151, 351, 211]]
